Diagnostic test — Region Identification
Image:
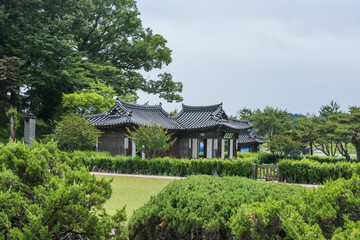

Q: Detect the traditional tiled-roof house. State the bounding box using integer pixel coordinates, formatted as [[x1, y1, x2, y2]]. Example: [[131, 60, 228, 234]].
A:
[[85, 100, 264, 158], [237, 131, 266, 152]]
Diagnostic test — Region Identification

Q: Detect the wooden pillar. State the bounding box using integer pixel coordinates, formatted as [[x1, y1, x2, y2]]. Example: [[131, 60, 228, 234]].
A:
[[124, 137, 129, 156], [192, 138, 198, 158], [188, 138, 192, 158], [221, 139, 225, 159], [229, 139, 234, 158], [214, 139, 218, 158], [206, 139, 213, 158], [233, 138, 237, 158], [132, 141, 136, 157]]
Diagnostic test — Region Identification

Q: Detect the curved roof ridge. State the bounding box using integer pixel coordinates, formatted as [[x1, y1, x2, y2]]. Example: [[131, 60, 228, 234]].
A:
[[181, 102, 222, 110], [119, 100, 163, 110], [229, 118, 253, 127], [84, 112, 106, 118]]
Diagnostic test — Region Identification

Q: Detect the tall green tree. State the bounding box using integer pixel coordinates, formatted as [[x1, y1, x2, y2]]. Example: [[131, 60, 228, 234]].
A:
[[319, 100, 340, 119], [62, 82, 117, 115], [0, 0, 182, 120], [126, 123, 176, 158], [330, 107, 360, 162], [0, 56, 22, 114], [292, 117, 317, 155], [312, 117, 337, 156], [47, 114, 101, 152], [238, 106, 292, 138]]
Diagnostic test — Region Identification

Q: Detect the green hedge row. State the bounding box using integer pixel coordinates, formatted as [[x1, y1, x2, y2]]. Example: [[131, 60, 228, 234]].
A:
[[278, 159, 360, 184], [78, 154, 255, 177], [289, 154, 358, 163], [238, 151, 358, 164], [237, 151, 277, 164], [128, 175, 306, 240]]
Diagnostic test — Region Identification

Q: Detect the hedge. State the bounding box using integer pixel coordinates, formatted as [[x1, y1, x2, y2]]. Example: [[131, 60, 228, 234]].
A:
[[278, 159, 358, 184], [289, 154, 358, 163], [237, 151, 358, 164], [128, 175, 306, 240], [78, 154, 255, 177], [237, 152, 277, 164]]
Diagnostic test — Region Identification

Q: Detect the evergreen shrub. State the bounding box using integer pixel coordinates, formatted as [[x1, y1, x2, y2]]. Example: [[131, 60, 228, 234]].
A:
[[78, 154, 255, 177], [0, 141, 127, 239], [128, 175, 306, 240], [278, 159, 356, 184], [230, 176, 360, 239]]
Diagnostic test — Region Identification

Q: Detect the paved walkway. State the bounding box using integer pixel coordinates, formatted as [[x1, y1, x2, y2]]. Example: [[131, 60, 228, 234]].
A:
[[270, 180, 322, 189], [91, 172, 322, 188]]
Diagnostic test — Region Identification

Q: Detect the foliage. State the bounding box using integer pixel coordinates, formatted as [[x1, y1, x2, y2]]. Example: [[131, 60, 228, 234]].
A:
[[47, 114, 101, 152], [80, 154, 255, 177], [62, 82, 117, 115], [230, 176, 360, 239], [0, 141, 128, 239], [126, 123, 176, 158], [319, 100, 340, 119], [238, 106, 292, 138], [0, 0, 182, 120], [237, 151, 277, 164], [312, 116, 338, 156], [5, 106, 19, 141], [278, 159, 356, 184], [292, 117, 317, 155], [0, 56, 23, 114], [330, 107, 360, 162], [128, 175, 305, 240], [268, 135, 302, 159]]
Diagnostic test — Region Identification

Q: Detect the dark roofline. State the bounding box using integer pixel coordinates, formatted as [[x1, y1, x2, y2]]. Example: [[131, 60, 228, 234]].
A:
[[173, 103, 224, 120], [84, 113, 106, 118], [228, 118, 253, 128], [182, 103, 222, 110], [118, 100, 170, 116]]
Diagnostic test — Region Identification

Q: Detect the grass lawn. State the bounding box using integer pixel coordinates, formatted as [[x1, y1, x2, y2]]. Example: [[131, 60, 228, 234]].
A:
[[97, 175, 176, 218]]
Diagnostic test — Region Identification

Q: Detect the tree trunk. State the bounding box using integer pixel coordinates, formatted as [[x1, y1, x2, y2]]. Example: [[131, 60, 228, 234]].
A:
[[309, 141, 313, 155], [9, 114, 15, 142], [351, 136, 360, 163], [354, 143, 360, 163]]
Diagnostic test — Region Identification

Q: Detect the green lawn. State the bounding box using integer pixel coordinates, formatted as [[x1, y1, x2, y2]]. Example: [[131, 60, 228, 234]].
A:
[[97, 175, 176, 218]]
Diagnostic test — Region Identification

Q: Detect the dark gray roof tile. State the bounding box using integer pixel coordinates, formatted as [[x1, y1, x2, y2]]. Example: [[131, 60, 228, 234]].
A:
[[85, 101, 253, 131], [237, 131, 266, 144]]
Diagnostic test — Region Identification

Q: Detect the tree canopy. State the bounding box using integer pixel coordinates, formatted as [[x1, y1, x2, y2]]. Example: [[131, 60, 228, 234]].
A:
[[0, 0, 183, 120], [238, 106, 292, 138], [126, 123, 176, 158]]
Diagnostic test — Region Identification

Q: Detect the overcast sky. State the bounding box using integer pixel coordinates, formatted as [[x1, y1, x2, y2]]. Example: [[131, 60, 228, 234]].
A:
[[135, 0, 360, 116]]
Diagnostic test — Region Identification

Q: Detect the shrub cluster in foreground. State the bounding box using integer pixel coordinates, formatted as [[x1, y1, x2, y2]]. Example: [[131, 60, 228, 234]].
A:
[[230, 176, 360, 239], [128, 175, 306, 239], [129, 175, 360, 239], [0, 142, 127, 239]]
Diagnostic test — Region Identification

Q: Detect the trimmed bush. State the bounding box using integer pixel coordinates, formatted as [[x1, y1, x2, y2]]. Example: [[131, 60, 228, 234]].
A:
[[80, 154, 255, 177], [289, 155, 357, 163], [278, 159, 356, 184], [128, 175, 306, 240], [237, 152, 277, 164], [230, 176, 360, 239]]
